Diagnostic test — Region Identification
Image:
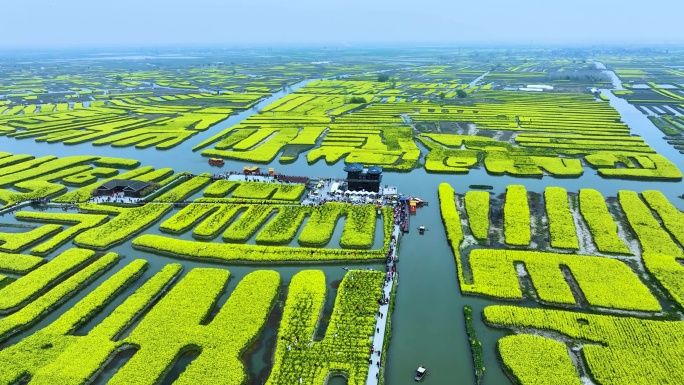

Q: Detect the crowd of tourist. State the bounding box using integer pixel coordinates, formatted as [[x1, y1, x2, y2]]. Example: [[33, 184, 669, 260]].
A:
[[366, 205, 402, 381], [209, 170, 311, 185], [89, 191, 141, 204]]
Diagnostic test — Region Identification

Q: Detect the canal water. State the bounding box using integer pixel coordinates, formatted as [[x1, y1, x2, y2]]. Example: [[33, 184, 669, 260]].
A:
[[3, 76, 684, 385]]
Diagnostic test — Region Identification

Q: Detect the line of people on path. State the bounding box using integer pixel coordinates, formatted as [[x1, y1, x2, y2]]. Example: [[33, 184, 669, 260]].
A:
[[367, 220, 400, 383], [209, 170, 313, 185], [395, 200, 409, 232], [88, 191, 142, 204]]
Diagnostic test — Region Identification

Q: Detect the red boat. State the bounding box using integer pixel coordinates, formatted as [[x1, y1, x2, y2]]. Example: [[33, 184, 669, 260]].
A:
[[208, 158, 225, 166]]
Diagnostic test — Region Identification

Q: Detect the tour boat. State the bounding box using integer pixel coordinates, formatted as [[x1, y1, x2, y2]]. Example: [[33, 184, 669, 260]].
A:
[[415, 366, 427, 381], [208, 158, 225, 166], [419, 225, 426, 234], [414, 197, 427, 206]]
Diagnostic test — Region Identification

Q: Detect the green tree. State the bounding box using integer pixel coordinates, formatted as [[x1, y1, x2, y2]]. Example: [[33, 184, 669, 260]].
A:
[[457, 89, 468, 98]]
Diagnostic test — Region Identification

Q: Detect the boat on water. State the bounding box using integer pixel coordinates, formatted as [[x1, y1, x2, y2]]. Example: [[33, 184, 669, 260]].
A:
[[469, 184, 493, 190], [208, 158, 225, 166], [419, 225, 426, 234], [415, 366, 427, 381]]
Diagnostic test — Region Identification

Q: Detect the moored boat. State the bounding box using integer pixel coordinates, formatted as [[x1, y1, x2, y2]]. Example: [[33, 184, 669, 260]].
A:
[[469, 184, 493, 190]]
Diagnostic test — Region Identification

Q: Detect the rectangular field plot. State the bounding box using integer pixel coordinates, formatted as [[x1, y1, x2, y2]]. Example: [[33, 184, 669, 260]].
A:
[[195, 75, 682, 179], [0, 92, 264, 150], [485, 306, 684, 385], [0, 262, 381, 385], [440, 182, 684, 313], [463, 249, 660, 311], [140, 202, 393, 263]]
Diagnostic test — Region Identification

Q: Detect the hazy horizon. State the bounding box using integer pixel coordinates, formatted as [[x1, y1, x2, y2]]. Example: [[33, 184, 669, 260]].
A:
[[3, 0, 683, 49]]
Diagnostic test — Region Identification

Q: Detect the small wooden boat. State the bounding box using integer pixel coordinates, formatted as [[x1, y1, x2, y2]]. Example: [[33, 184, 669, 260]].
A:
[[415, 366, 427, 381], [469, 184, 493, 190], [208, 158, 225, 166]]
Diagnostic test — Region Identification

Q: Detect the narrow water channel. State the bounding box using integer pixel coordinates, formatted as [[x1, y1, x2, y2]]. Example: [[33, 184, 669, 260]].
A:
[[469, 71, 489, 88], [594, 61, 624, 90]]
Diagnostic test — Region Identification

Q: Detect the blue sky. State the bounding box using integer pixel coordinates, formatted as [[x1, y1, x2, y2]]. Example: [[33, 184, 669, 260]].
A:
[[4, 0, 683, 48]]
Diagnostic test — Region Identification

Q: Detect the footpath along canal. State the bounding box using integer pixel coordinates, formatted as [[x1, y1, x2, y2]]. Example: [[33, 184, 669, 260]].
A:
[[365, 223, 400, 385]]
